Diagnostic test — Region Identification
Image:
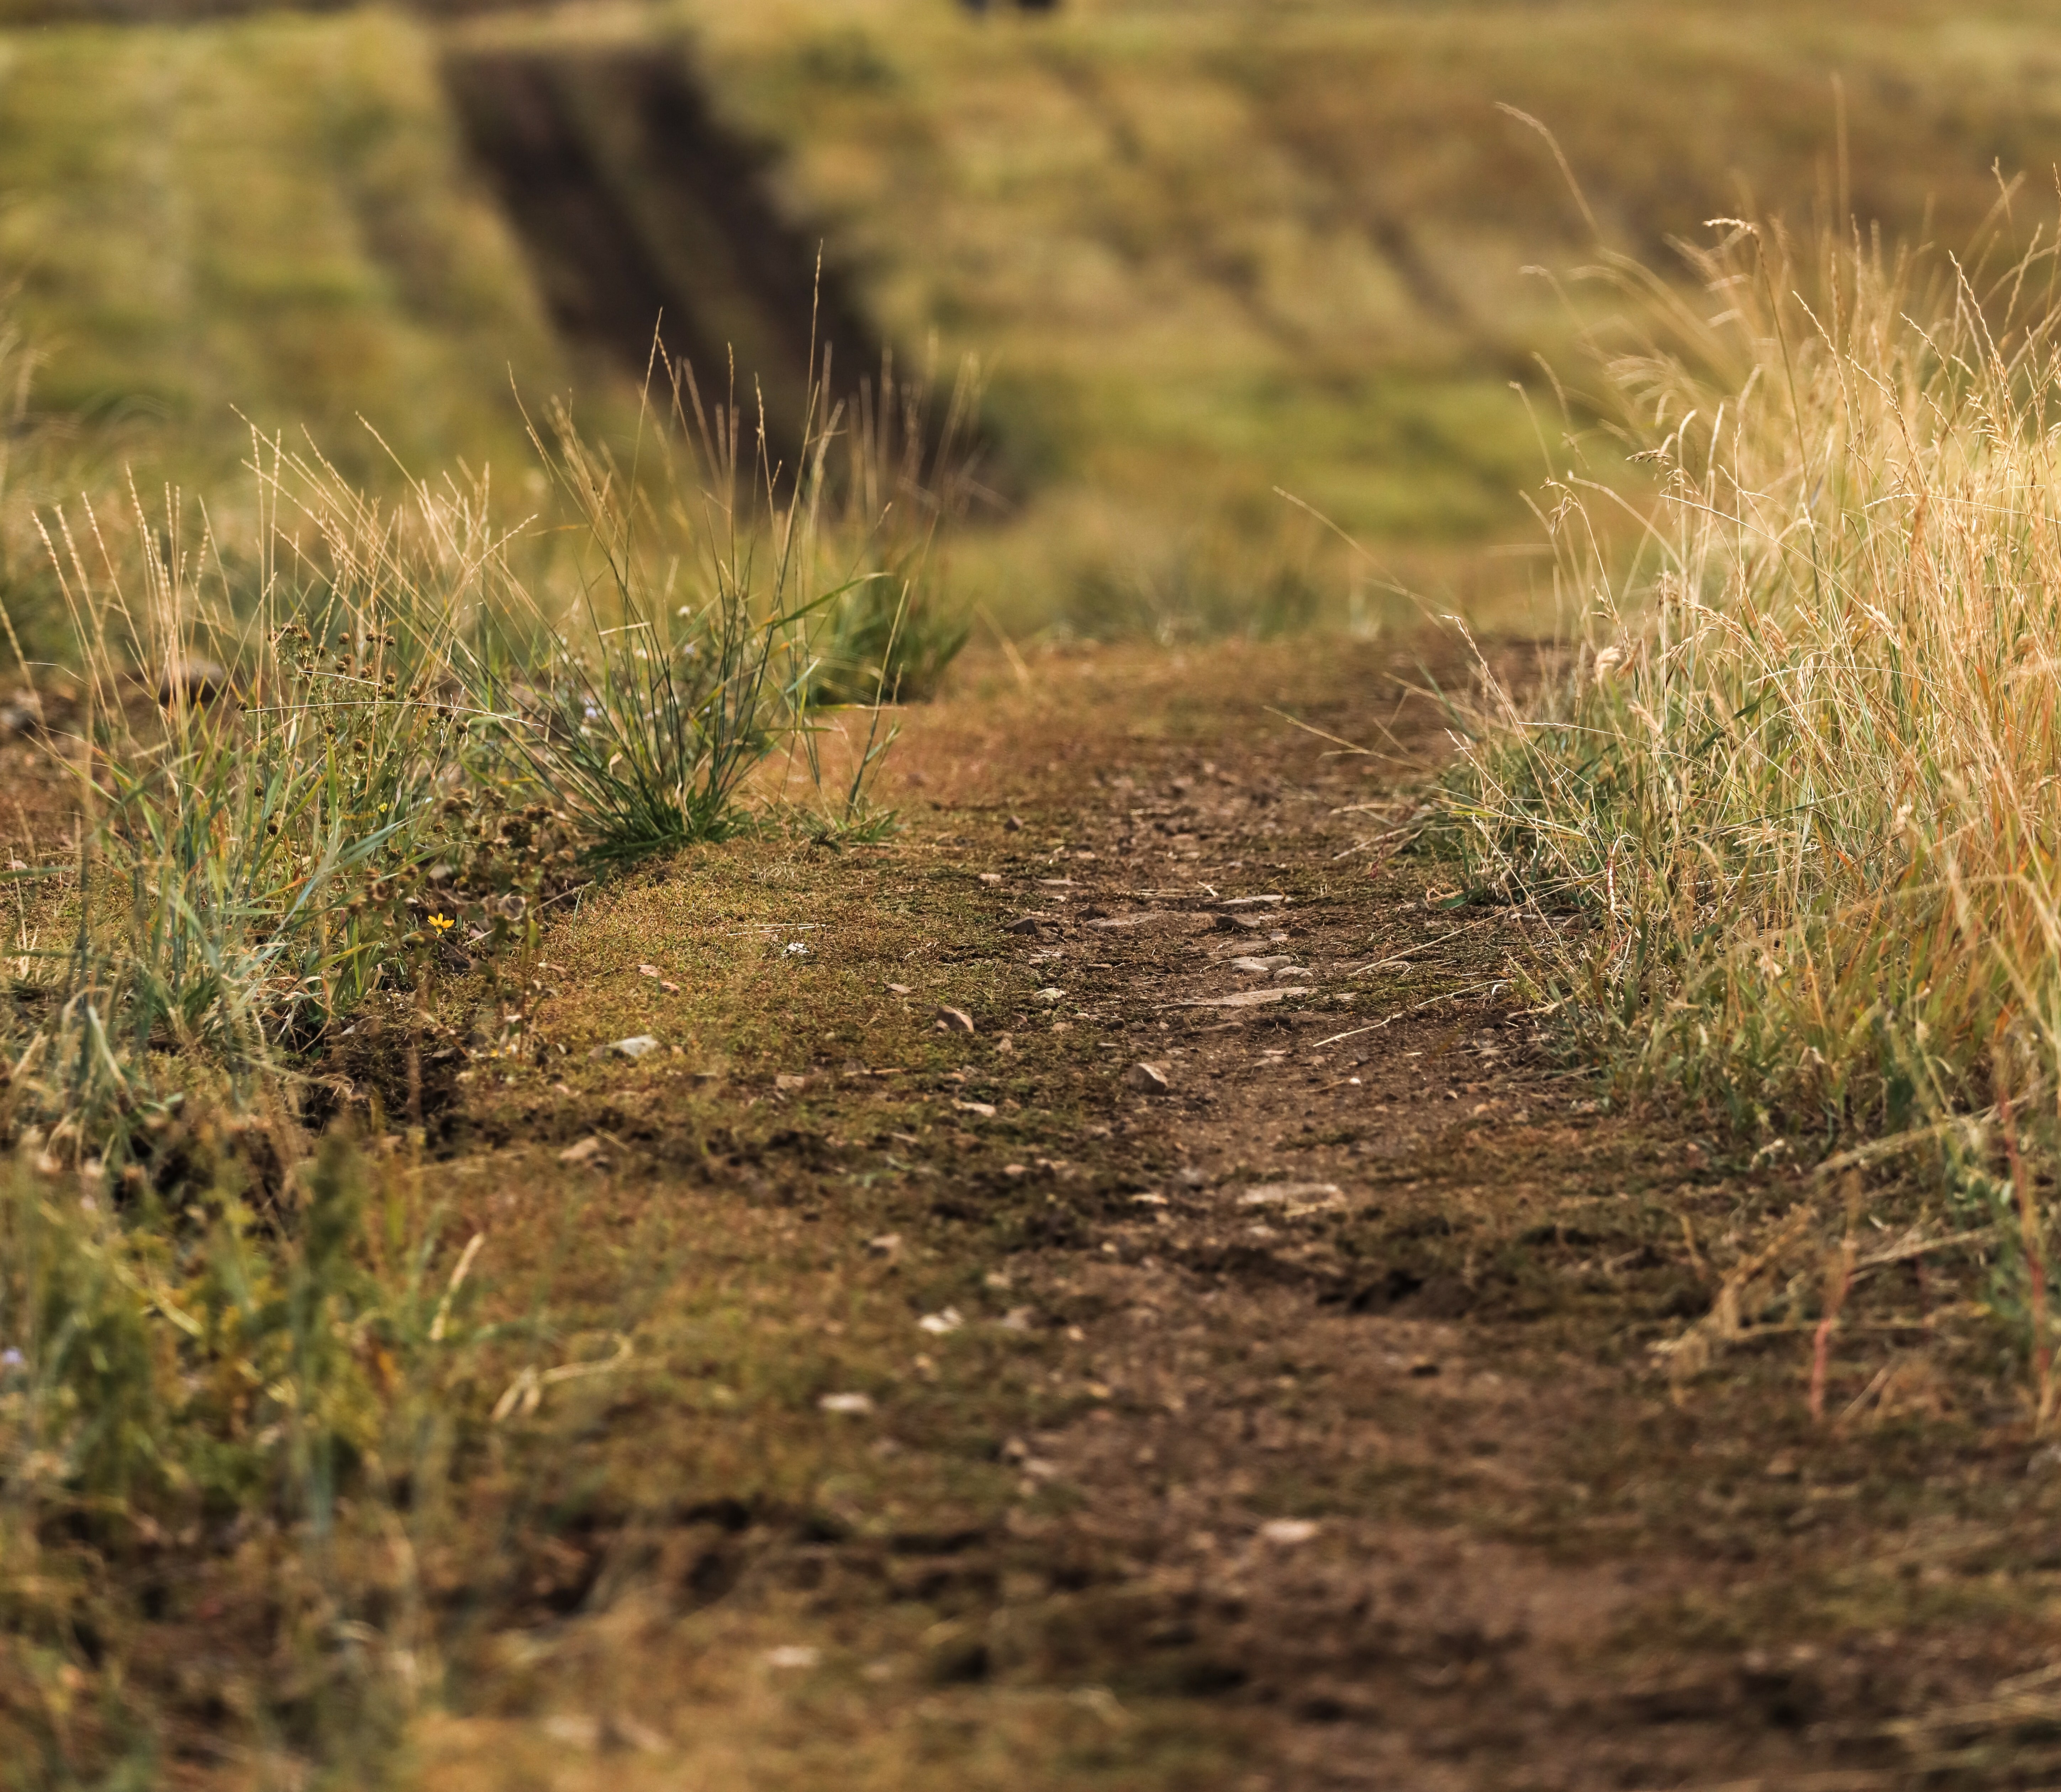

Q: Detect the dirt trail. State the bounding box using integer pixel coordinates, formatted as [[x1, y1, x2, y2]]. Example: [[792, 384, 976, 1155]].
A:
[[396, 638, 2061, 1792]]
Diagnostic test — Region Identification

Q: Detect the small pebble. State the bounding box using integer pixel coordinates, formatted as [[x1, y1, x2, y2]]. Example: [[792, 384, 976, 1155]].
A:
[[1239, 1182, 1342, 1207], [819, 1394, 874, 1416]]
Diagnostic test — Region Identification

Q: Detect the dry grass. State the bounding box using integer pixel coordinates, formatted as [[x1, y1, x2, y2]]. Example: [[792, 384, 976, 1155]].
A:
[[1446, 207, 2061, 1417]]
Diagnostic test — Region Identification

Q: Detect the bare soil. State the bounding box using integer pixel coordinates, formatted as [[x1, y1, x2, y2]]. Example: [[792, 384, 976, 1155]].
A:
[[387, 637, 2061, 1790]]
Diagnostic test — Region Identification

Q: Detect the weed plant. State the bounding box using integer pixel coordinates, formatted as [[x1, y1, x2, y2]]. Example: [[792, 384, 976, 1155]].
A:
[[1444, 215, 2061, 1416]]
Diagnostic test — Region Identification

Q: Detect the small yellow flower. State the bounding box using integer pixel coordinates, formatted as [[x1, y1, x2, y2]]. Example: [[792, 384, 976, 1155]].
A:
[[429, 912, 455, 934]]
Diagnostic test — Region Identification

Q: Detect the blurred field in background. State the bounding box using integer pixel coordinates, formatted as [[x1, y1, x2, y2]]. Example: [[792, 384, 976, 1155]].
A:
[[4, 0, 2061, 629]]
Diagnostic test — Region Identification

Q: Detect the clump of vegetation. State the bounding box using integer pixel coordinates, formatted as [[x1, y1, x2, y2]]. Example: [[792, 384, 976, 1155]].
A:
[[1444, 214, 2061, 1415], [801, 364, 984, 706], [0, 1129, 493, 1782], [0, 353, 968, 1165], [20, 445, 506, 1153]]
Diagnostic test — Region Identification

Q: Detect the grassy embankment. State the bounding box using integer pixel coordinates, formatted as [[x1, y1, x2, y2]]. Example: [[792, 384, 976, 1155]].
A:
[[16, 1, 2061, 636], [0, 9, 573, 484], [659, 0, 2061, 630]]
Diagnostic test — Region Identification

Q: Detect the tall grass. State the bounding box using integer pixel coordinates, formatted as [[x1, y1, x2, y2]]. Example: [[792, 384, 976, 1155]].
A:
[[20, 444, 504, 1147], [1447, 217, 2061, 1411], [0, 351, 971, 1156], [492, 358, 977, 865]]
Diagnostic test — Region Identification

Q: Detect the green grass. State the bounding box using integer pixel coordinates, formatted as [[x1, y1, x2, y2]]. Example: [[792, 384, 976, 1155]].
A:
[[17, 1, 2061, 634], [663, 0, 2061, 626], [0, 9, 574, 485], [0, 353, 954, 1161]]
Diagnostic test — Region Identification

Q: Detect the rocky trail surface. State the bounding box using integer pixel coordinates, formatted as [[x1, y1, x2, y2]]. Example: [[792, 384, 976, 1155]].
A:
[[384, 638, 2061, 1791]]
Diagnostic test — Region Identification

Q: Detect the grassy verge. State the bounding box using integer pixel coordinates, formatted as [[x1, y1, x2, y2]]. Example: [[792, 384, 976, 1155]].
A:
[[1443, 214, 2061, 1420], [0, 349, 981, 1781], [0, 347, 972, 1153]]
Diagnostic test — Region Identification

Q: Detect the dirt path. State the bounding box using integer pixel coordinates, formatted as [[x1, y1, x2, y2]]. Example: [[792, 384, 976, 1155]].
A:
[[384, 638, 2061, 1792]]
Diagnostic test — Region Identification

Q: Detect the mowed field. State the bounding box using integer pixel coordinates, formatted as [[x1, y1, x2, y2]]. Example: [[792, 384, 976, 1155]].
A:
[[7, 0, 2061, 623]]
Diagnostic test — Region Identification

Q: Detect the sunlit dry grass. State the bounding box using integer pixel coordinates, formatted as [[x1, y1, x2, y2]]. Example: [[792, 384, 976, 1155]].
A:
[[1449, 212, 2061, 1415]]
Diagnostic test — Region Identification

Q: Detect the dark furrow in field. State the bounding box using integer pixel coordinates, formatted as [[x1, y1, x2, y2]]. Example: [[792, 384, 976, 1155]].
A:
[[441, 46, 885, 446]]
